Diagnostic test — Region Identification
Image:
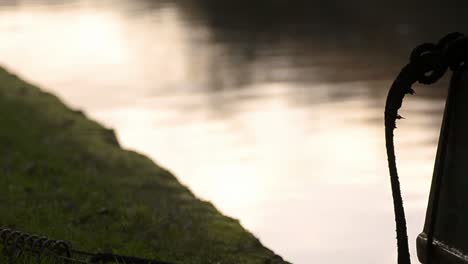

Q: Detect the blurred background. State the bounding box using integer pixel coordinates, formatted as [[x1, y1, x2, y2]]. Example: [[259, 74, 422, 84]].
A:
[[0, 0, 467, 263]]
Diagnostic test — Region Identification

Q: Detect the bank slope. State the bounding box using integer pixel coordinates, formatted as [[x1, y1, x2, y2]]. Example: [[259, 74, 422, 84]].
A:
[[0, 67, 288, 264]]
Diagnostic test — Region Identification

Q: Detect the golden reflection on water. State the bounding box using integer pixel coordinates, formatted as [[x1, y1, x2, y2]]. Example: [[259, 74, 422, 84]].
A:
[[0, 2, 448, 263]]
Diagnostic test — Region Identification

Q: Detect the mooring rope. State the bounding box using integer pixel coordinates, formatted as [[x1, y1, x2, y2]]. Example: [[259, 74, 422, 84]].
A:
[[385, 32, 467, 264], [0, 227, 175, 264]]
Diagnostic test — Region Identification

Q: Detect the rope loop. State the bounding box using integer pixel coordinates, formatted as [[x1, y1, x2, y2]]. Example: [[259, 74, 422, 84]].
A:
[[410, 43, 437, 61], [53, 240, 72, 258], [4, 231, 22, 256], [24, 234, 40, 252], [31, 236, 49, 257], [445, 37, 468, 71], [437, 32, 464, 49], [410, 43, 446, 84], [12, 233, 30, 258]]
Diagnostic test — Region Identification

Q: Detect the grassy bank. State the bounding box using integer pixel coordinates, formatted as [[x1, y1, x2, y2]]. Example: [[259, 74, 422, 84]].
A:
[[0, 66, 288, 264]]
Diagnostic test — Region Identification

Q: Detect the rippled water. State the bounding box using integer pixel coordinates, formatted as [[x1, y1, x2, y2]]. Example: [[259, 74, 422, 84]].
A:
[[0, 1, 458, 263]]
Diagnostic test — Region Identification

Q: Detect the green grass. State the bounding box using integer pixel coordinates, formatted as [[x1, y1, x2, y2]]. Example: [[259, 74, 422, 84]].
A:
[[0, 67, 288, 264]]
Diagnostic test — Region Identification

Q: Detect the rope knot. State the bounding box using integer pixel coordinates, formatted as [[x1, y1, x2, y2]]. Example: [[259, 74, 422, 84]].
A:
[[407, 32, 466, 85]]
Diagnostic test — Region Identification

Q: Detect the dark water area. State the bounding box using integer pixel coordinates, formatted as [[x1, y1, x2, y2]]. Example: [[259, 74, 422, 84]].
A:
[[177, 0, 468, 81], [0, 0, 465, 263]]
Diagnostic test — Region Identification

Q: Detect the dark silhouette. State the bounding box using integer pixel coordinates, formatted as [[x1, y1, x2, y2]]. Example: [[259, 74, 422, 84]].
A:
[[385, 33, 467, 264]]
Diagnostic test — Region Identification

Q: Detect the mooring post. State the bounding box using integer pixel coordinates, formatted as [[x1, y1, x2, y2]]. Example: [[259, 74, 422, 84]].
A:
[[417, 65, 468, 264]]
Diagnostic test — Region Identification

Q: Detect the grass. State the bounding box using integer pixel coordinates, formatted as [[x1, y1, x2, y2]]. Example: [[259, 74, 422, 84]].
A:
[[0, 66, 288, 264]]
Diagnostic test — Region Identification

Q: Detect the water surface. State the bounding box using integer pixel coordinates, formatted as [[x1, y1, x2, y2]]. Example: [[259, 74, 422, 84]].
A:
[[0, 1, 459, 263]]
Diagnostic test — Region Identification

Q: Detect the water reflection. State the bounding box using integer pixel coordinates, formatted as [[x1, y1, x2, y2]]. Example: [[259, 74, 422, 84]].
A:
[[0, 1, 461, 263]]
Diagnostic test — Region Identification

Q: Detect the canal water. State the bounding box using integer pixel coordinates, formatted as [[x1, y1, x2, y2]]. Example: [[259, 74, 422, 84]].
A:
[[0, 1, 463, 263]]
